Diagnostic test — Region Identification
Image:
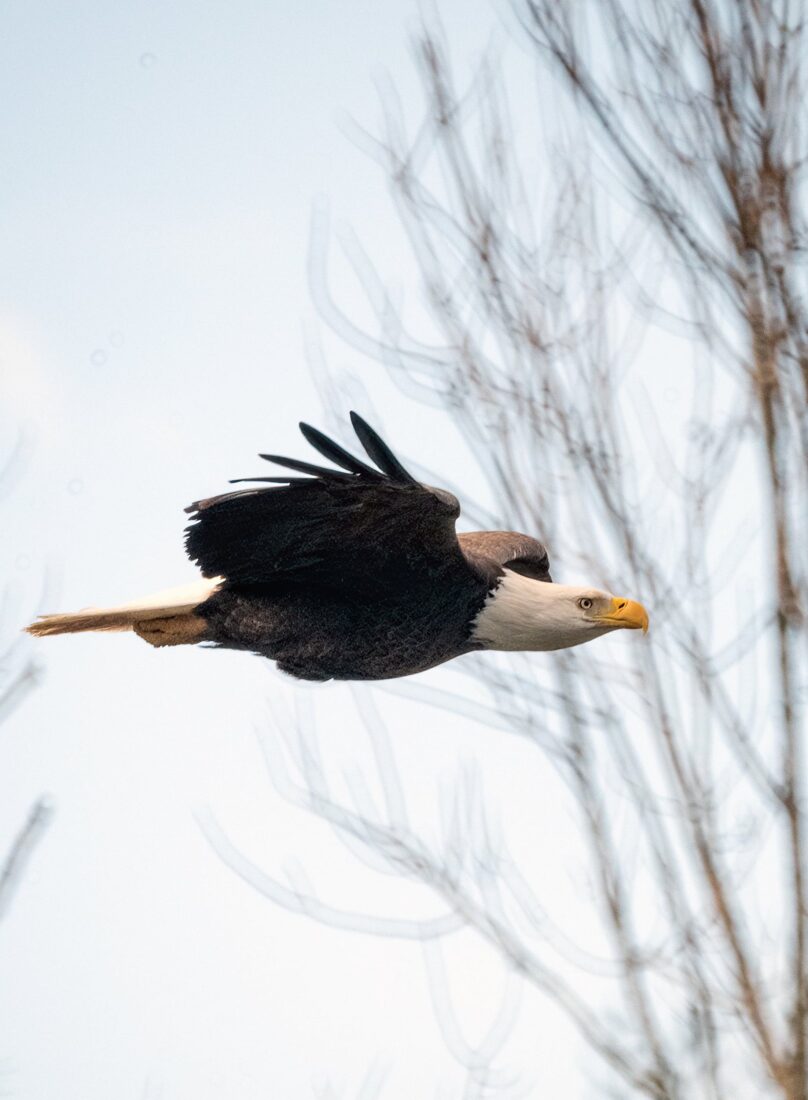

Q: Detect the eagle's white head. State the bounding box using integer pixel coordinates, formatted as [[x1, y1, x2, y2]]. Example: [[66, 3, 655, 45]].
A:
[[471, 569, 649, 652]]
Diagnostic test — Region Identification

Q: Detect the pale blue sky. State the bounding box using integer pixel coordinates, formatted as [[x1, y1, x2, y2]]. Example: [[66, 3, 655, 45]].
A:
[[1, 3, 663, 1098]]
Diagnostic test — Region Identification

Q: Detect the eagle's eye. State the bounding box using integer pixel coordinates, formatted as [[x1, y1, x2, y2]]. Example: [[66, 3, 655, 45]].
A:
[[578, 597, 593, 610]]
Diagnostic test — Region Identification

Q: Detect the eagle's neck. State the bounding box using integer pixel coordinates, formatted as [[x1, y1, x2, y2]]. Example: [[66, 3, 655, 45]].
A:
[[470, 570, 604, 652]]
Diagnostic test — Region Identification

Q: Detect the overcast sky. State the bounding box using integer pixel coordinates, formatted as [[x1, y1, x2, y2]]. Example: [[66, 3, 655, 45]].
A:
[[2, 3, 653, 1097]]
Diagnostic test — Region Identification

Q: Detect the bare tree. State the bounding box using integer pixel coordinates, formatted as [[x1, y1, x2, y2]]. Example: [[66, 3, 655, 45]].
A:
[[207, 4, 808, 1098]]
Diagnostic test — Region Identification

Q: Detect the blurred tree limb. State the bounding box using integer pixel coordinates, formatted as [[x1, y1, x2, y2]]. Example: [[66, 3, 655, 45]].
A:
[[1, 430, 51, 922], [211, 3, 807, 1097]]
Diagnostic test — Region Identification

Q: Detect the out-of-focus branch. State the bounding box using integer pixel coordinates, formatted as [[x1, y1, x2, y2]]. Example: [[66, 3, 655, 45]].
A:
[[209, 5, 806, 1097], [0, 797, 52, 922], [1, 427, 52, 922]]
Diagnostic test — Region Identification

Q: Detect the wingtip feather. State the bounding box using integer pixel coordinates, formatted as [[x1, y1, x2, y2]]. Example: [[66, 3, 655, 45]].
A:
[[298, 420, 381, 479], [349, 411, 417, 484]]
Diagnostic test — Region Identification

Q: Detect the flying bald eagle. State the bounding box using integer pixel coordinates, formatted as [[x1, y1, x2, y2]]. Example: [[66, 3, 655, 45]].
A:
[[26, 413, 648, 680]]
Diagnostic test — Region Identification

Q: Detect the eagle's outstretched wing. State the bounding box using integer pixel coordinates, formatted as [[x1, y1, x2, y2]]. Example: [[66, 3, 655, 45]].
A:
[[184, 412, 470, 597]]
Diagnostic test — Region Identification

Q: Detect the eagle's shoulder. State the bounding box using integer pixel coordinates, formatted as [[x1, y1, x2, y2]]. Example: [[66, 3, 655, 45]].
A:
[[458, 530, 552, 583]]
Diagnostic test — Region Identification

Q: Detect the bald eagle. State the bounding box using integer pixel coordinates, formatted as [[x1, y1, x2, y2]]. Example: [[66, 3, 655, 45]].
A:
[[26, 413, 648, 681]]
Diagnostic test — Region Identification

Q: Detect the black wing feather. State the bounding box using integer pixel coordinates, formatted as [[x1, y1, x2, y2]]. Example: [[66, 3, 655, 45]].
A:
[[228, 476, 318, 486], [349, 411, 417, 484], [258, 454, 353, 480], [299, 421, 381, 479]]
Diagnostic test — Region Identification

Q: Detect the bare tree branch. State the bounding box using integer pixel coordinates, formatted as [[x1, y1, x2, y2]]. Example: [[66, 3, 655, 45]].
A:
[[211, 5, 807, 1096]]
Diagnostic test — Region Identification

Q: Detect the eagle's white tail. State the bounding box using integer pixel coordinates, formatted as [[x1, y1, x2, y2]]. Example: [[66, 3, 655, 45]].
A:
[[25, 577, 223, 637]]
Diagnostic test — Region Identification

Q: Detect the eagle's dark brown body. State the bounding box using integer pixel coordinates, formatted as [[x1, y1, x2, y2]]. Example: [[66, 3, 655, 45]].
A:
[[197, 571, 485, 681], [197, 531, 547, 681], [182, 417, 551, 681]]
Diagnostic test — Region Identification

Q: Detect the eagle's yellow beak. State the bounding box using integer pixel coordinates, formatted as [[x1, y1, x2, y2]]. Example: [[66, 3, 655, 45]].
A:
[[596, 596, 649, 634]]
